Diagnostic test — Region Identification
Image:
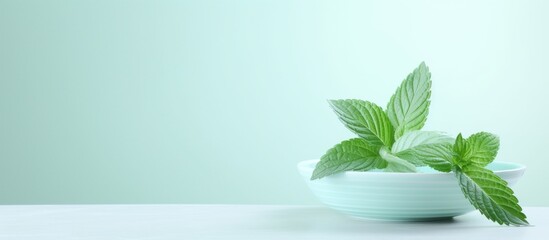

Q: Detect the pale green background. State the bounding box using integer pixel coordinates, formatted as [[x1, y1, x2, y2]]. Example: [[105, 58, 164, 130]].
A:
[[1, 0, 548, 205]]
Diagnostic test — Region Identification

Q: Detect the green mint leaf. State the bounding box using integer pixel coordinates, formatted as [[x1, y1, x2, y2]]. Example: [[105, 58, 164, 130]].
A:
[[452, 133, 470, 166], [466, 132, 500, 167], [396, 143, 454, 172], [453, 132, 500, 167], [453, 133, 467, 154], [391, 131, 453, 169], [311, 138, 387, 180], [391, 131, 453, 153], [329, 99, 394, 148], [380, 147, 417, 172], [454, 164, 529, 226], [386, 62, 432, 139]]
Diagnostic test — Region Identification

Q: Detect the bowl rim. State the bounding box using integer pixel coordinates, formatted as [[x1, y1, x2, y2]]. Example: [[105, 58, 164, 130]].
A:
[[298, 159, 526, 176]]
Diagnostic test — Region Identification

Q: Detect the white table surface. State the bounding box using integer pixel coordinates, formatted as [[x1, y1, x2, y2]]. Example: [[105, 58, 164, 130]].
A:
[[0, 205, 546, 240]]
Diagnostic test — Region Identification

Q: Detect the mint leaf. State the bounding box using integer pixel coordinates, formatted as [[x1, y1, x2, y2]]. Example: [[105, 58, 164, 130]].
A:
[[380, 147, 417, 172], [396, 143, 454, 172], [391, 131, 453, 168], [454, 164, 529, 226], [329, 99, 394, 148], [391, 131, 453, 153], [453, 132, 500, 167], [311, 138, 387, 180], [466, 132, 500, 167], [452, 133, 469, 166], [386, 62, 431, 139]]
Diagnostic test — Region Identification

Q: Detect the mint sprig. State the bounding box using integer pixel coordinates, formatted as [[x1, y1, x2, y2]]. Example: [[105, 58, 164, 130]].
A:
[[311, 62, 528, 226], [313, 62, 435, 178], [453, 133, 528, 226], [404, 132, 529, 226]]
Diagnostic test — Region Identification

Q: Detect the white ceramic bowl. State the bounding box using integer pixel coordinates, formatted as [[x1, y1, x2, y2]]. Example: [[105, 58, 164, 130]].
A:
[[298, 159, 526, 221]]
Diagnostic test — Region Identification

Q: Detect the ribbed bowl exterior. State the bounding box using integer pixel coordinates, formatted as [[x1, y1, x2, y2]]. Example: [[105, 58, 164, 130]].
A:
[[298, 160, 526, 221]]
